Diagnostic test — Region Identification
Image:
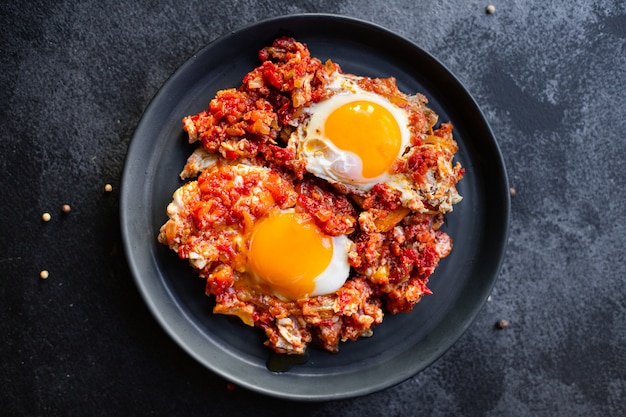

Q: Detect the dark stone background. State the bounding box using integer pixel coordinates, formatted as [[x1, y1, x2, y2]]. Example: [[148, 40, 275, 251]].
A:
[[1, 1, 625, 416]]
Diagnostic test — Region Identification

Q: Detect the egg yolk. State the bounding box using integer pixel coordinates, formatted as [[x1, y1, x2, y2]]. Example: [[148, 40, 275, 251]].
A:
[[324, 100, 403, 179], [249, 211, 333, 300]]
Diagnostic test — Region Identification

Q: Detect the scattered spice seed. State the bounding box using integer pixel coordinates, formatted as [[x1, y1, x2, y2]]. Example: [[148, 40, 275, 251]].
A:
[[104, 183, 113, 193], [40, 270, 49, 280], [42, 212, 51, 222], [509, 187, 516, 197], [486, 4, 496, 14], [61, 204, 71, 213], [495, 319, 509, 330]]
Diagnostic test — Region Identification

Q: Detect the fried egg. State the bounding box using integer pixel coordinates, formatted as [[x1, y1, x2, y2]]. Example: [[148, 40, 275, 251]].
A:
[[292, 73, 412, 191], [163, 160, 354, 301], [247, 208, 352, 300]]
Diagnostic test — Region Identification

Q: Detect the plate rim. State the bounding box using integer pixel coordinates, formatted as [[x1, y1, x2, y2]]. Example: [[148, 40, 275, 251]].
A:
[[120, 12, 510, 401]]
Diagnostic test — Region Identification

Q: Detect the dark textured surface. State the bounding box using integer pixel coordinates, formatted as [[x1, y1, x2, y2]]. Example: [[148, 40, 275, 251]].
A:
[[1, 1, 625, 416]]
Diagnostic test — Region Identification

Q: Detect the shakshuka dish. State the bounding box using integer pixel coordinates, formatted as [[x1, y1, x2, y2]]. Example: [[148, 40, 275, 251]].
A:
[[158, 37, 464, 355]]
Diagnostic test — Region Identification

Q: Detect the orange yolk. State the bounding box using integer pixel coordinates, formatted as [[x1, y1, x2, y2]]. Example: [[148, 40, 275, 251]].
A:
[[249, 211, 333, 300], [324, 100, 403, 179]]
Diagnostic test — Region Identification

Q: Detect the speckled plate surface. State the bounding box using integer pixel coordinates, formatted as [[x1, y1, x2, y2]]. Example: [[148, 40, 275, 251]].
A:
[[120, 13, 509, 401]]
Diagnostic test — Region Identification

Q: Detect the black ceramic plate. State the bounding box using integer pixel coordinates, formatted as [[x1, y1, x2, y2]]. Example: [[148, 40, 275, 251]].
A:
[[120, 14, 509, 401]]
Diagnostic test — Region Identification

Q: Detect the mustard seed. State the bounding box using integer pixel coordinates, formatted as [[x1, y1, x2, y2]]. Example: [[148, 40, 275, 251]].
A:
[[495, 319, 509, 329], [486, 5, 496, 14], [40, 270, 49, 280], [42, 212, 51, 222]]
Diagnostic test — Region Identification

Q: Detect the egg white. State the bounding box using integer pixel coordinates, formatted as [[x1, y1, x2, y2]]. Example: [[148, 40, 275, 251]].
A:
[[309, 232, 353, 296]]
